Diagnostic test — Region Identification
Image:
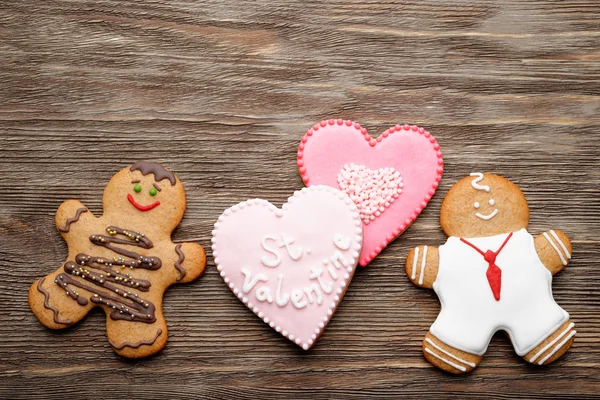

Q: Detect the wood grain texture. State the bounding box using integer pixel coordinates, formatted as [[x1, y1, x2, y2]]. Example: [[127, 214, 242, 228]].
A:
[[1, 0, 600, 398]]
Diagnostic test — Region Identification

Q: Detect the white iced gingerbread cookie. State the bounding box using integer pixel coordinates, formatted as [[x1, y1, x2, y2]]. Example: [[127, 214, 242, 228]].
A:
[[405, 173, 575, 374]]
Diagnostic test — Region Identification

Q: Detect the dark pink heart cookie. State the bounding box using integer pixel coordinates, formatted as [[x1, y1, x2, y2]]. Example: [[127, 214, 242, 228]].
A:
[[297, 119, 443, 266]]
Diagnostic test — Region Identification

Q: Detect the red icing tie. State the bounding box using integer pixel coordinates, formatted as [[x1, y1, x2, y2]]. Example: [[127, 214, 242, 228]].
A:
[[459, 232, 513, 301]]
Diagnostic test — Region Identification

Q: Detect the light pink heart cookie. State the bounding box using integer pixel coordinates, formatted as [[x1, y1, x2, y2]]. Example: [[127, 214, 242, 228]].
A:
[[212, 185, 363, 350], [298, 119, 443, 267]]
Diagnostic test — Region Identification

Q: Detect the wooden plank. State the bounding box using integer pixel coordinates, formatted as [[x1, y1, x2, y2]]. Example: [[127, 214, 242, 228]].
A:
[[0, 0, 599, 398]]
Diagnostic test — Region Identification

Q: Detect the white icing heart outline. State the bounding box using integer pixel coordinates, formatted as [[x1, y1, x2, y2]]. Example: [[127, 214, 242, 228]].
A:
[[212, 185, 363, 350]]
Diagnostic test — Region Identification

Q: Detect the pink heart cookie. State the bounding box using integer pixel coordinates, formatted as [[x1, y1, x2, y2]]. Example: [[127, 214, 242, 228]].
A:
[[212, 185, 363, 350], [298, 119, 443, 266]]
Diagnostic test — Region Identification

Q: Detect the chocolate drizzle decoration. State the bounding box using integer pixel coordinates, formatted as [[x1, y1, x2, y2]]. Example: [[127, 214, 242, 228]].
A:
[[58, 208, 88, 233], [174, 244, 186, 282], [37, 278, 72, 325], [109, 328, 163, 350], [55, 226, 161, 324], [130, 162, 176, 186]]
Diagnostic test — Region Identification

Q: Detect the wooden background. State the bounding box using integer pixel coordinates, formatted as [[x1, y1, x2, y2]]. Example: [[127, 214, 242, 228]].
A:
[[1, 0, 599, 398]]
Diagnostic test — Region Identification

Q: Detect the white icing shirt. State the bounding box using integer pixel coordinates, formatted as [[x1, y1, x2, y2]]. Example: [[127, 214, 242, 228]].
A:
[[431, 229, 569, 356]]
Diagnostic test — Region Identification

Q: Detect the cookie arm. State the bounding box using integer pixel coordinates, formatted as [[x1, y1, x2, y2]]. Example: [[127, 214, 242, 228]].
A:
[[55, 200, 95, 234], [28, 275, 93, 330], [405, 245, 439, 289], [534, 230, 572, 275], [172, 242, 207, 283]]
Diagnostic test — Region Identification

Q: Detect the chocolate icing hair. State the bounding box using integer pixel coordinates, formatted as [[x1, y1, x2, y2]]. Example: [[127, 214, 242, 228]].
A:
[[130, 162, 176, 186]]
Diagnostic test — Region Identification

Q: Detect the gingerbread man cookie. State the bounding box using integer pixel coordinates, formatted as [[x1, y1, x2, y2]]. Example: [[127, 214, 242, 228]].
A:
[[28, 162, 206, 358], [406, 173, 575, 373]]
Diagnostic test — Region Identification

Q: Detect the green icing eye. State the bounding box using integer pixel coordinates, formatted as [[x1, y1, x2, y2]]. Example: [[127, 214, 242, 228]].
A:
[[149, 187, 157, 196], [134, 184, 142, 193]]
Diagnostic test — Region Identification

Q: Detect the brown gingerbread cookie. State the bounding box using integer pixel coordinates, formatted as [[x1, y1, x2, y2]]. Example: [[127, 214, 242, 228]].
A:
[[406, 172, 574, 374], [28, 162, 206, 358]]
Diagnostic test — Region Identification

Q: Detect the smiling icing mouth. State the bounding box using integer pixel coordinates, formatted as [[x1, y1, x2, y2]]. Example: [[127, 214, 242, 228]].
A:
[[476, 209, 498, 221], [127, 193, 160, 212]]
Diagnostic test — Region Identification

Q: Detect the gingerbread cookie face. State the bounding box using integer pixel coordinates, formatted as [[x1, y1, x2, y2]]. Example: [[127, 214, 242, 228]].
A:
[[28, 162, 206, 358], [440, 173, 529, 238], [103, 162, 186, 232], [406, 173, 575, 373]]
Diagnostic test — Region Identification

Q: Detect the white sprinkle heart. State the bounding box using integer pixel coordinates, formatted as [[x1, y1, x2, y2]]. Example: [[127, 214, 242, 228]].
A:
[[337, 163, 403, 224]]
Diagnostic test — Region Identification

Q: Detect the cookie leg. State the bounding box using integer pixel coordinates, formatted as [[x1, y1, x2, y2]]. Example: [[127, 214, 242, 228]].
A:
[[28, 277, 93, 329], [105, 315, 168, 359], [524, 320, 576, 366], [422, 332, 482, 374]]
